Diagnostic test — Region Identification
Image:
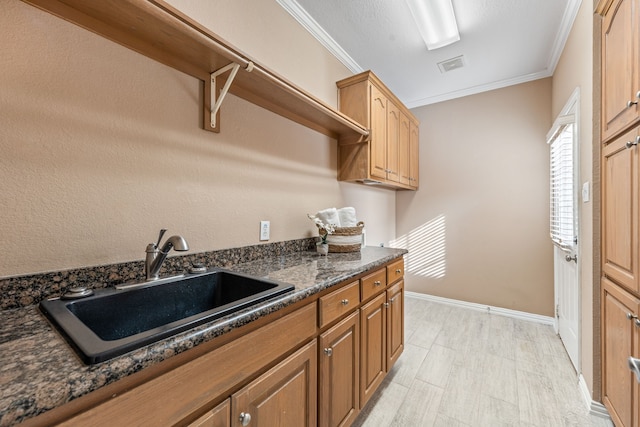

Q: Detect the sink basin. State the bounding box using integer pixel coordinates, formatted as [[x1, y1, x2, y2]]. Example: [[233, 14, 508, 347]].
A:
[[39, 268, 294, 364]]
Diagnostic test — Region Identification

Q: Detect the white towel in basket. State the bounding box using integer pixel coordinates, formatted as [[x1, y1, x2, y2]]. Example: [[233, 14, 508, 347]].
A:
[[315, 208, 340, 227], [337, 207, 357, 227]]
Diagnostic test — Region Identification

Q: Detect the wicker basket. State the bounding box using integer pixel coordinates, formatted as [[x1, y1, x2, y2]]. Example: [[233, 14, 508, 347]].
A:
[[320, 221, 364, 253]]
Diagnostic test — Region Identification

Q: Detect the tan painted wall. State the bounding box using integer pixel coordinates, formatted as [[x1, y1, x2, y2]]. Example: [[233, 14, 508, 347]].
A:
[[551, 0, 597, 399], [396, 78, 554, 316], [0, 0, 395, 278]]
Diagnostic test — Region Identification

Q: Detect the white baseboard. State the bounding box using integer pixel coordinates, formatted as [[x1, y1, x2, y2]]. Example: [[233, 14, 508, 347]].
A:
[[578, 375, 611, 420], [405, 291, 555, 325]]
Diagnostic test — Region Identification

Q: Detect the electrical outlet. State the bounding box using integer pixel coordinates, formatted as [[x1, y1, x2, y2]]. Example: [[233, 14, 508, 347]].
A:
[[260, 221, 270, 241]]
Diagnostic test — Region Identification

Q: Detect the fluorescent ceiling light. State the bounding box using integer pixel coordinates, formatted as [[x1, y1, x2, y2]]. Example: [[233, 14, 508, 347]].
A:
[[405, 0, 460, 50]]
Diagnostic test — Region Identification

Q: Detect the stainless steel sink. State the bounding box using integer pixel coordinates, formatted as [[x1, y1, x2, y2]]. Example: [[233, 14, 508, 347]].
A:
[[39, 268, 294, 364]]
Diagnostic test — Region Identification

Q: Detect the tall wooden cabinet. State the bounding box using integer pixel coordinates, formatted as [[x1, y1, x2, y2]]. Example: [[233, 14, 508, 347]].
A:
[[600, 0, 640, 143], [336, 71, 420, 190], [598, 0, 640, 425], [602, 279, 640, 427], [602, 127, 640, 295]]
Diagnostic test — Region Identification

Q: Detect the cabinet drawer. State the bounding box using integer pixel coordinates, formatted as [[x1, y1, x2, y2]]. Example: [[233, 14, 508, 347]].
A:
[[387, 259, 404, 284], [319, 281, 360, 328], [361, 268, 387, 301]]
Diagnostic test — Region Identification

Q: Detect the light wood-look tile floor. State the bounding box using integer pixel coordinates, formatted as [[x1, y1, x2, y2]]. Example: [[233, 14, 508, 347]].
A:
[[353, 296, 614, 427]]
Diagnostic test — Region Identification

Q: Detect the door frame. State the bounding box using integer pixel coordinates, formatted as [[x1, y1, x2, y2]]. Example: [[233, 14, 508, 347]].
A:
[[548, 87, 581, 372]]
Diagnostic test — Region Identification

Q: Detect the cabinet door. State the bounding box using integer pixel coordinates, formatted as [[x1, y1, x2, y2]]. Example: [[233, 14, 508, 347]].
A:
[[319, 311, 360, 427], [386, 280, 404, 370], [370, 83, 388, 180], [409, 120, 420, 188], [190, 399, 230, 427], [602, 127, 640, 293], [601, 0, 640, 142], [386, 101, 400, 183], [231, 340, 317, 427], [602, 278, 640, 427], [399, 112, 411, 187], [360, 293, 387, 407]]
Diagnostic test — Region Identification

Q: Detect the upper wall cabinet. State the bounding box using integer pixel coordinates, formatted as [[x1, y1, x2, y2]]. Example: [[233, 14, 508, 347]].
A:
[[599, 0, 640, 143], [337, 71, 420, 191], [20, 0, 368, 141]]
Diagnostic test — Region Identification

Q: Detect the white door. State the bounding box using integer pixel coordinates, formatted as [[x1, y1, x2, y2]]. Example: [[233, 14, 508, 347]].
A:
[[548, 89, 580, 372]]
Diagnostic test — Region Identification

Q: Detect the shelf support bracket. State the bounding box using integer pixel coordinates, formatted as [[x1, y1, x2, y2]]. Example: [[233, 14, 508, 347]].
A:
[[207, 61, 254, 132]]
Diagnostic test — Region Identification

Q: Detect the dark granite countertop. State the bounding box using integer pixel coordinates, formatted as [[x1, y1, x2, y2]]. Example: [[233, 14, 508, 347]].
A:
[[0, 246, 406, 426]]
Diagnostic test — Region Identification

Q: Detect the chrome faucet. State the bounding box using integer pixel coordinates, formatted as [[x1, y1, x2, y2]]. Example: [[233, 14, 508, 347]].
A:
[[145, 229, 189, 281]]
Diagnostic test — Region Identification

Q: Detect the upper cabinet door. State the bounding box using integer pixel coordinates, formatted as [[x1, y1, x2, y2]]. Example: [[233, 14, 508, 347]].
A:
[[399, 113, 412, 187], [601, 0, 640, 142], [386, 101, 401, 183], [370, 84, 388, 180], [409, 120, 420, 189]]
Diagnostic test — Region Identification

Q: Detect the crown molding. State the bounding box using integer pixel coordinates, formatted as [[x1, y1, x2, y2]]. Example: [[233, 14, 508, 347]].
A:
[[276, 0, 364, 73], [405, 69, 554, 108], [546, 0, 582, 73]]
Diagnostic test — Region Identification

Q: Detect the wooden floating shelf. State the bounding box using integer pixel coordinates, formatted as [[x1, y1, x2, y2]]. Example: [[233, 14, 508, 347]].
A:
[[22, 0, 369, 140]]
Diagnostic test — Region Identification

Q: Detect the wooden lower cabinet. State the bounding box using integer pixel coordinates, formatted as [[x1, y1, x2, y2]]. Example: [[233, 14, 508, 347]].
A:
[[318, 311, 360, 427], [38, 259, 404, 427], [360, 293, 387, 407], [602, 278, 640, 427], [387, 280, 404, 369], [231, 340, 317, 427], [189, 400, 230, 427]]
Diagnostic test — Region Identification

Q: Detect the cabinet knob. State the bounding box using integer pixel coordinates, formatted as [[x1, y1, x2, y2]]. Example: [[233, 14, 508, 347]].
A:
[[341, 299, 349, 306], [627, 100, 638, 108], [374, 280, 382, 286], [635, 319, 640, 328], [239, 412, 252, 426], [324, 347, 333, 356], [626, 136, 640, 149], [627, 313, 638, 320], [396, 269, 402, 274], [384, 302, 390, 308]]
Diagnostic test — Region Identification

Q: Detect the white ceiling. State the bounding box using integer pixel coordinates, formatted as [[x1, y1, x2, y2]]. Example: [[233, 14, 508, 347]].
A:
[[277, 0, 581, 108]]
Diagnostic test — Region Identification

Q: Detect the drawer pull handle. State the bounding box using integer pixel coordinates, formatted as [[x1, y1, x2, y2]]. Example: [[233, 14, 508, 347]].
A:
[[374, 280, 382, 286], [629, 357, 640, 383], [324, 347, 333, 356], [341, 299, 349, 306], [239, 412, 252, 426]]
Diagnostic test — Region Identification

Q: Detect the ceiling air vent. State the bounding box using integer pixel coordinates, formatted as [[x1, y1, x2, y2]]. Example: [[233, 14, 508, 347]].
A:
[[437, 55, 465, 73]]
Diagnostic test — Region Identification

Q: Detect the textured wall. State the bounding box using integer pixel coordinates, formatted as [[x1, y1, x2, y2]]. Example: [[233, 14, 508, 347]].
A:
[[0, 0, 395, 277], [396, 78, 554, 316]]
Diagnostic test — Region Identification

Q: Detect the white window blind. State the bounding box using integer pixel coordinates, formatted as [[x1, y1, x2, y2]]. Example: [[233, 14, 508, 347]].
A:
[[548, 120, 575, 250]]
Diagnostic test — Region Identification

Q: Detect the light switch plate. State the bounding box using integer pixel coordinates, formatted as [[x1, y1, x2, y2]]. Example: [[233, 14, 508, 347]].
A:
[[260, 221, 270, 241], [582, 182, 590, 203]]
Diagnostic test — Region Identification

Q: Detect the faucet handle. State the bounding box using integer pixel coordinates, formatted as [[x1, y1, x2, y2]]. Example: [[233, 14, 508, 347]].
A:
[[155, 229, 167, 248]]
